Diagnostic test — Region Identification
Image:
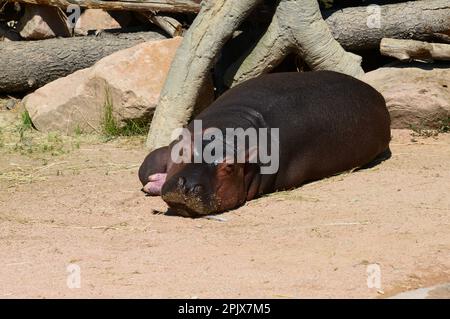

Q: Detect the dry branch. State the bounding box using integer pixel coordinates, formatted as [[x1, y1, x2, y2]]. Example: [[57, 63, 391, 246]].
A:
[[380, 38, 450, 62], [0, 31, 166, 93], [147, 14, 183, 37], [325, 0, 450, 51], [11, 0, 202, 13]]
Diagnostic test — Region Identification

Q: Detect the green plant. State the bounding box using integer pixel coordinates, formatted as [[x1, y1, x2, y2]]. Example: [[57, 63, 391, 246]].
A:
[[73, 125, 84, 136], [410, 116, 450, 137], [16, 110, 33, 141], [410, 125, 438, 138], [101, 91, 120, 137], [12, 111, 33, 151], [21, 110, 33, 128], [439, 116, 450, 133], [0, 127, 4, 149], [118, 119, 148, 136], [100, 90, 148, 138]]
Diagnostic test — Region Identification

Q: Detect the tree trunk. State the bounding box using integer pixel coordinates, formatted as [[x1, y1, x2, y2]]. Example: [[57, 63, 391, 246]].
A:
[[225, 0, 364, 87], [325, 0, 450, 51], [0, 31, 166, 93], [146, 0, 364, 150], [14, 0, 203, 13], [145, 0, 263, 150], [147, 14, 183, 37], [380, 38, 450, 62]]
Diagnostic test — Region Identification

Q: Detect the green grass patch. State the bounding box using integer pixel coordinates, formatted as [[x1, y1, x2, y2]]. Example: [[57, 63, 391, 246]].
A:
[[13, 131, 66, 156], [439, 116, 450, 133], [17, 110, 33, 141], [101, 92, 119, 137], [21, 110, 33, 129], [100, 91, 148, 138], [0, 110, 81, 157], [410, 117, 450, 137]]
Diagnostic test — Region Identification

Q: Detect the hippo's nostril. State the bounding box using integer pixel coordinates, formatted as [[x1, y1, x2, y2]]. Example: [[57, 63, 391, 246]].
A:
[[177, 176, 186, 188], [177, 176, 188, 194]]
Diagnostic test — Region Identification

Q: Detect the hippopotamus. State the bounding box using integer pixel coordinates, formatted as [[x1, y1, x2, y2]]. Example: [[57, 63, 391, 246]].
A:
[[139, 71, 391, 217]]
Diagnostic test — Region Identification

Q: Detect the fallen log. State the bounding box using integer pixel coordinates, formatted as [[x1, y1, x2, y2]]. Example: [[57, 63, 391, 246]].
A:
[[325, 0, 450, 51], [0, 31, 166, 93], [380, 38, 450, 62], [12, 0, 203, 13], [147, 14, 183, 37]]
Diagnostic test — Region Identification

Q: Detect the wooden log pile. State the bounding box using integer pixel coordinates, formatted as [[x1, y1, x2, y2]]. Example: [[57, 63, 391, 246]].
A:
[[0, 0, 449, 97], [12, 0, 203, 13], [0, 0, 204, 93]]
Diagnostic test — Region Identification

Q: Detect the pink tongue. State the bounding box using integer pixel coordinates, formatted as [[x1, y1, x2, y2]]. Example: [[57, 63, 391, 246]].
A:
[[142, 173, 167, 196], [148, 173, 166, 182]]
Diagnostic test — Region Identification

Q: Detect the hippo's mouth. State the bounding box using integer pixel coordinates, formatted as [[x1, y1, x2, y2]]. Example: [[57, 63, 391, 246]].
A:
[[161, 191, 219, 217], [141, 173, 167, 196]]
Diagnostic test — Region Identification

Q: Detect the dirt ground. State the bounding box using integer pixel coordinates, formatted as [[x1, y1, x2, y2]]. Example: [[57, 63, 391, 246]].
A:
[[0, 108, 449, 299]]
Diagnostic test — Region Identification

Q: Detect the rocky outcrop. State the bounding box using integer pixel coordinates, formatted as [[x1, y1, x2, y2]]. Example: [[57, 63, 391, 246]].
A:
[[23, 37, 193, 134], [363, 64, 450, 129]]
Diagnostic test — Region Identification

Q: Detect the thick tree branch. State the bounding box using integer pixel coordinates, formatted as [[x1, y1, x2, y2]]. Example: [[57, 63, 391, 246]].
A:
[[325, 0, 450, 50], [380, 38, 450, 62], [11, 0, 203, 13], [146, 0, 263, 150], [228, 0, 364, 87]]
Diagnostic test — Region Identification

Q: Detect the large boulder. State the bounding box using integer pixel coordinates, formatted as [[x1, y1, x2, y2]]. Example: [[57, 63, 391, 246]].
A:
[[24, 37, 213, 134], [74, 9, 132, 36], [17, 4, 71, 40], [363, 64, 450, 129]]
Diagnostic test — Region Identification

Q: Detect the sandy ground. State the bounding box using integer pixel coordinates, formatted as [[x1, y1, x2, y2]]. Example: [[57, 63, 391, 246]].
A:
[[0, 109, 449, 298]]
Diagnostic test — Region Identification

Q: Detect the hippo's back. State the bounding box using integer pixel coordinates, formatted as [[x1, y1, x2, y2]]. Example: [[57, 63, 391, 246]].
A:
[[198, 71, 391, 191]]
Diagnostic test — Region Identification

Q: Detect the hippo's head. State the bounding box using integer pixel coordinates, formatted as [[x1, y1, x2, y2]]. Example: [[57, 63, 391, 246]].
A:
[[140, 124, 269, 217], [139, 140, 250, 217], [161, 158, 248, 217]]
